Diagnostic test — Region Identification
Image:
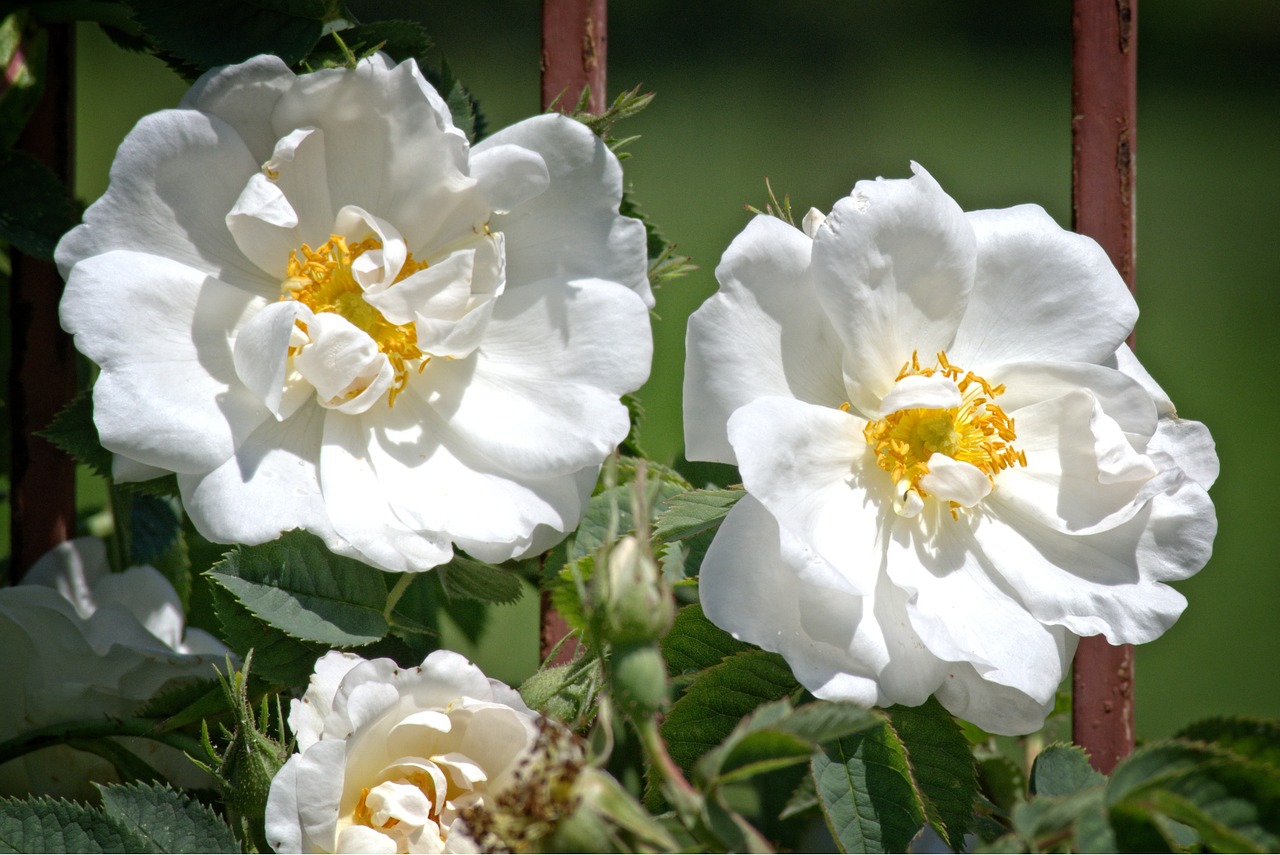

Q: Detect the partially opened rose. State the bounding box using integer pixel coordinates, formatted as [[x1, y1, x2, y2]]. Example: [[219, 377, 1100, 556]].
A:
[[684, 164, 1217, 735], [58, 53, 652, 574], [0, 537, 228, 798], [264, 650, 541, 854]]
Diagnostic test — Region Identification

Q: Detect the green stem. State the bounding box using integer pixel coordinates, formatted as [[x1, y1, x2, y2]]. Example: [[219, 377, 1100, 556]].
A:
[[0, 717, 204, 766], [634, 716, 703, 824], [382, 572, 415, 622]]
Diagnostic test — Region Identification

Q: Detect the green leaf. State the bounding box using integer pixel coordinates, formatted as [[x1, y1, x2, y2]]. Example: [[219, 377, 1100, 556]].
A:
[[208, 581, 326, 688], [133, 679, 228, 732], [36, 389, 112, 480], [1106, 741, 1280, 853], [570, 485, 632, 561], [886, 697, 978, 850], [0, 149, 77, 260], [661, 603, 751, 677], [1031, 742, 1105, 797], [699, 699, 883, 788], [127, 494, 181, 566], [780, 772, 820, 820], [1176, 717, 1280, 771], [207, 530, 391, 647], [813, 721, 925, 855], [0, 796, 148, 853], [976, 753, 1025, 813], [549, 554, 593, 637], [97, 781, 240, 854], [129, 0, 326, 73], [437, 555, 524, 605], [652, 488, 745, 543], [519, 658, 600, 726], [660, 649, 798, 776], [37, 391, 178, 497], [428, 58, 483, 143]]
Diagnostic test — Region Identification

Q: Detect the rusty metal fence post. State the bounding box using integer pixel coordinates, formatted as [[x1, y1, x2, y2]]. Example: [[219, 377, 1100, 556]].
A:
[[538, 0, 606, 663], [1070, 0, 1138, 773], [7, 22, 77, 585]]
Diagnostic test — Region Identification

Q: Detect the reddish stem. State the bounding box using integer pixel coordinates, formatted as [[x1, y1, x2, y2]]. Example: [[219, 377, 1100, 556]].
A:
[[7, 23, 77, 584], [1070, 0, 1137, 773], [537, 0, 606, 663]]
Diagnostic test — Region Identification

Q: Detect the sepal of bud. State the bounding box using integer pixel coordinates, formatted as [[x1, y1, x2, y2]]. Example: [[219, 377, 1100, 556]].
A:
[[194, 652, 289, 851]]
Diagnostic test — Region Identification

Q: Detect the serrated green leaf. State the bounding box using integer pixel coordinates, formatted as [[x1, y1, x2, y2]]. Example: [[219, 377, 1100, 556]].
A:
[[700, 699, 883, 788], [1031, 742, 1105, 797], [1108, 801, 1176, 852], [98, 780, 240, 854], [570, 485, 632, 560], [661, 603, 751, 677], [208, 530, 391, 647], [549, 554, 593, 637], [129, 0, 325, 72], [0, 796, 148, 853], [652, 488, 744, 543], [813, 721, 925, 854], [429, 57, 482, 143], [976, 752, 1025, 813], [133, 678, 229, 732], [696, 699, 811, 786], [881, 699, 977, 850], [780, 771, 820, 820], [1107, 741, 1280, 853], [660, 649, 798, 776], [36, 389, 113, 480], [0, 149, 77, 260], [437, 555, 524, 605], [1176, 717, 1280, 771], [208, 581, 326, 687]]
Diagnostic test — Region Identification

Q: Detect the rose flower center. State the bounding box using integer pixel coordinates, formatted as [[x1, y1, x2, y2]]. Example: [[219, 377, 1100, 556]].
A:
[[863, 351, 1026, 517], [283, 234, 429, 405]]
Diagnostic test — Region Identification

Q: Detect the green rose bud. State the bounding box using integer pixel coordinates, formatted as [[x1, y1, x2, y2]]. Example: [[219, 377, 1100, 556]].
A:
[[609, 643, 669, 721], [600, 535, 674, 647]]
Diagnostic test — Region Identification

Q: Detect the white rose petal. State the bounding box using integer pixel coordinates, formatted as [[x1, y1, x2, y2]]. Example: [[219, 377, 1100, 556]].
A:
[[685, 163, 1217, 735]]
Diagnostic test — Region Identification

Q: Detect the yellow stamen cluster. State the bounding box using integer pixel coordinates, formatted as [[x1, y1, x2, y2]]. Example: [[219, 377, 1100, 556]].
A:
[[862, 351, 1026, 515], [283, 235, 430, 406]]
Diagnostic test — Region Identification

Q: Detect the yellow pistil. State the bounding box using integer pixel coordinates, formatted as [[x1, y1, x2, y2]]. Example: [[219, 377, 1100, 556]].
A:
[[862, 351, 1026, 517], [283, 235, 429, 406]]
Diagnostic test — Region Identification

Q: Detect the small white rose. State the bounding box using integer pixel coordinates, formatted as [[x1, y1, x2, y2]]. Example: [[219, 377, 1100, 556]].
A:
[[265, 650, 541, 854], [684, 163, 1217, 735]]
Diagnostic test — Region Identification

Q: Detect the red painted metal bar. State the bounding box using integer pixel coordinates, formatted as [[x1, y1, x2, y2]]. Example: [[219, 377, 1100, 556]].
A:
[[1070, 0, 1137, 773], [7, 22, 77, 584], [538, 0, 606, 663], [541, 0, 607, 114]]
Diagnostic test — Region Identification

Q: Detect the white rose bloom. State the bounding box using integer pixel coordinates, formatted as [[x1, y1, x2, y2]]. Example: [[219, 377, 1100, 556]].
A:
[[0, 537, 228, 798], [684, 163, 1217, 735], [265, 649, 540, 854], [58, 53, 653, 574]]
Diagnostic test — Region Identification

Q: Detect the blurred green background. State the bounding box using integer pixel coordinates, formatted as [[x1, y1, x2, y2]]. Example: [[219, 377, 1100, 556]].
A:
[[67, 1, 1278, 739]]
